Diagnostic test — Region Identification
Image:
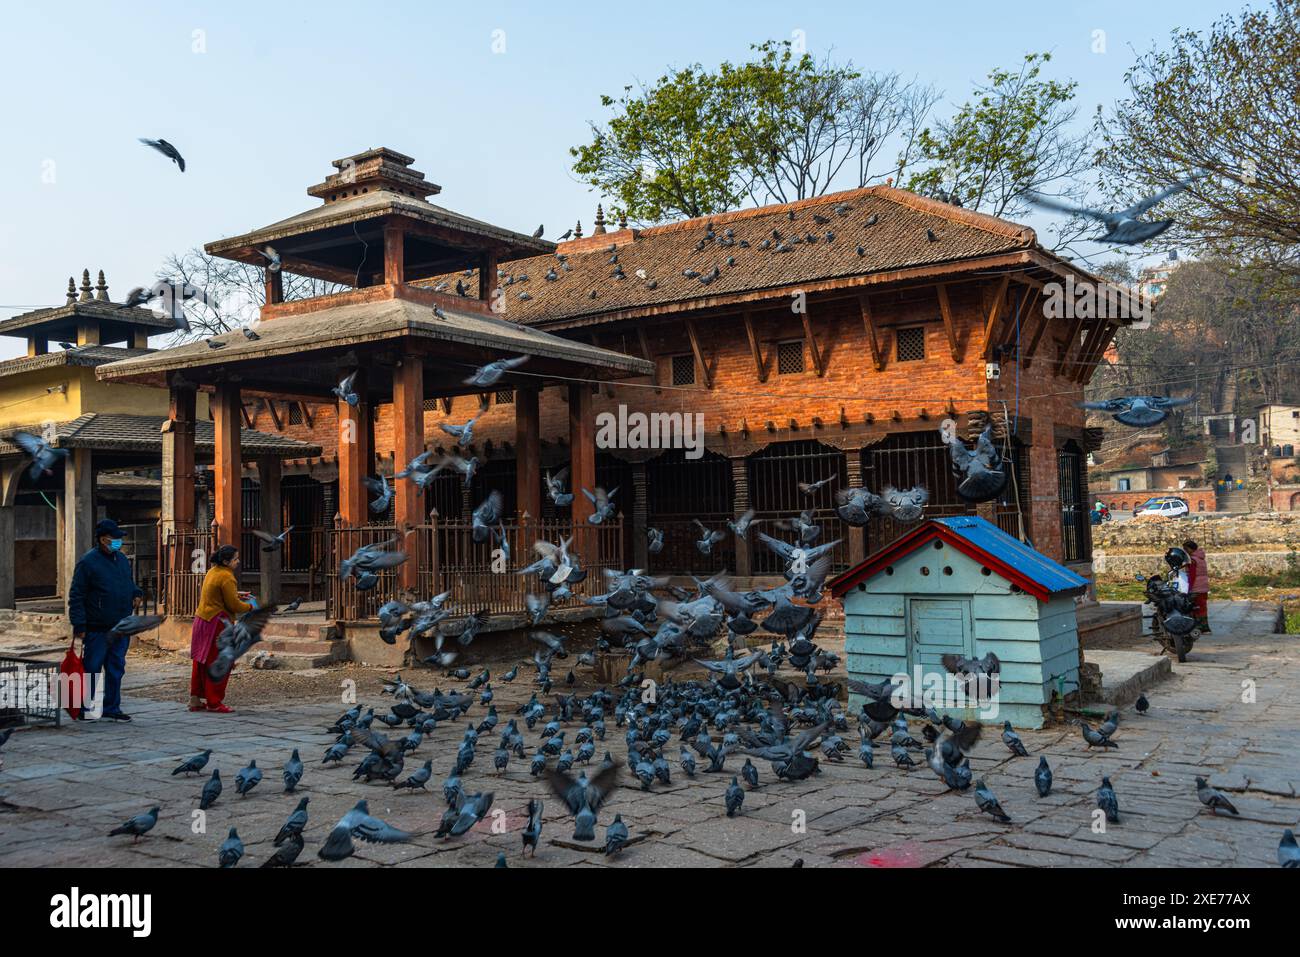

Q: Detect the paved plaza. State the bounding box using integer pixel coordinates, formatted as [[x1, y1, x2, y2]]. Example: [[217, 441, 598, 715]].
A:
[[0, 601, 1296, 868]]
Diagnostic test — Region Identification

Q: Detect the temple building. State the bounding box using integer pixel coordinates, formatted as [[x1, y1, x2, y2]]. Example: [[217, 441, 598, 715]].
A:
[[80, 147, 1134, 647]]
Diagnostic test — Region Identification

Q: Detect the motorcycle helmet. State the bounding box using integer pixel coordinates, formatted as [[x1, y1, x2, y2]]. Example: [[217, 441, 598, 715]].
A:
[[1164, 546, 1188, 570]]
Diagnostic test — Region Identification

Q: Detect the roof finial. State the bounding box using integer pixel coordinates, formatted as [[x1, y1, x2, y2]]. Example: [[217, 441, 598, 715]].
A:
[[95, 269, 110, 302], [573, 219, 583, 239], [65, 277, 77, 305], [79, 269, 93, 302], [617, 209, 627, 230], [593, 204, 607, 235]]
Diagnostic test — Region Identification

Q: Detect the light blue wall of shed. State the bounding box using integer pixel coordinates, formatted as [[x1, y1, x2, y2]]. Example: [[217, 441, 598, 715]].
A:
[[842, 537, 1080, 729]]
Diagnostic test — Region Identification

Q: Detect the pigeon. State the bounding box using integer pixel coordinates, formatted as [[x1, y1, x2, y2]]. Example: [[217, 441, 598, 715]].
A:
[[881, 485, 929, 521], [1195, 777, 1239, 816], [974, 779, 1011, 823], [471, 491, 503, 543], [522, 798, 543, 856], [741, 758, 759, 789], [603, 814, 629, 856], [440, 417, 478, 447], [546, 764, 619, 841], [466, 355, 528, 388], [798, 476, 837, 497], [199, 769, 223, 810], [646, 527, 664, 554], [692, 519, 727, 555], [274, 798, 310, 846], [727, 509, 759, 540], [109, 806, 159, 842], [835, 486, 884, 526], [583, 486, 618, 524], [1080, 395, 1194, 428], [10, 431, 70, 481], [172, 750, 212, 776], [1280, 830, 1300, 868], [942, 422, 1007, 502], [139, 137, 185, 171], [235, 760, 262, 796], [332, 371, 360, 407], [241, 326, 260, 340], [1001, 721, 1029, 757], [545, 467, 574, 507], [261, 832, 304, 868], [218, 827, 244, 868], [1135, 693, 1149, 715], [445, 790, 495, 837], [257, 245, 281, 272], [1078, 720, 1118, 750], [1097, 776, 1120, 823], [250, 526, 294, 552], [318, 800, 412, 861], [725, 776, 745, 816], [393, 759, 433, 791], [109, 614, 165, 638], [942, 652, 1001, 699], [364, 475, 393, 514], [1025, 174, 1205, 245], [1034, 757, 1053, 797], [208, 604, 278, 680]]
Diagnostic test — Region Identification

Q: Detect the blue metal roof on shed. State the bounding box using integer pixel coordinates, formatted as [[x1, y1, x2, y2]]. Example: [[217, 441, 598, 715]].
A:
[[934, 516, 1089, 594], [829, 515, 1089, 602]]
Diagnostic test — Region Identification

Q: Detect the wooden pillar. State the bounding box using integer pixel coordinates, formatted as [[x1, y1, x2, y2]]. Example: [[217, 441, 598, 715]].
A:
[[631, 461, 649, 569], [256, 457, 282, 603], [27, 337, 48, 357], [731, 456, 752, 577], [131, 329, 150, 349], [844, 451, 867, 566], [212, 384, 242, 547], [515, 387, 542, 524], [384, 225, 405, 286], [63, 447, 94, 607], [265, 269, 284, 306], [391, 356, 424, 588], [568, 384, 596, 527], [480, 251, 498, 304], [75, 321, 100, 347], [56, 491, 68, 598], [162, 382, 197, 590], [0, 463, 19, 609], [337, 368, 370, 526]]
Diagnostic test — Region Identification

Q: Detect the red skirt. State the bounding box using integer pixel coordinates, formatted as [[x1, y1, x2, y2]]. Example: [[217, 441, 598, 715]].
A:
[[189, 614, 231, 706]]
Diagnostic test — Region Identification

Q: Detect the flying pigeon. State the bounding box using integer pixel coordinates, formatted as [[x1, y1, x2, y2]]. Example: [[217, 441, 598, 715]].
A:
[[583, 486, 618, 524], [250, 526, 295, 552], [1025, 174, 1206, 245], [692, 519, 727, 555], [545, 466, 574, 506], [208, 604, 279, 680], [318, 799, 413, 861], [942, 422, 1007, 502], [139, 137, 185, 171], [109, 614, 165, 638], [522, 798, 543, 856], [364, 475, 393, 514], [332, 371, 360, 407], [546, 764, 619, 841], [258, 246, 281, 272], [466, 355, 528, 388], [440, 416, 478, 448], [10, 431, 69, 481], [1080, 395, 1193, 428]]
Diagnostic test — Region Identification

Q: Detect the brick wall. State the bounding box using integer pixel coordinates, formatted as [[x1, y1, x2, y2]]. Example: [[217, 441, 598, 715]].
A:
[[1093, 487, 1217, 514]]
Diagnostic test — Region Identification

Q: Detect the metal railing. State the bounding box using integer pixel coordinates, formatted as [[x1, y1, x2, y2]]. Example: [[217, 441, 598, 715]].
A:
[[159, 526, 214, 620], [325, 516, 624, 622]]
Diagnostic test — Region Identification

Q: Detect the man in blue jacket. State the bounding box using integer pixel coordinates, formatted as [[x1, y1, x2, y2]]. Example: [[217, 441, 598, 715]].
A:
[[68, 518, 143, 721]]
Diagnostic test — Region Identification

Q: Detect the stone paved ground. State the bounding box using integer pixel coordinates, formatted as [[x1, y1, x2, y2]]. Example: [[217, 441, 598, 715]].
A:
[[0, 601, 1296, 868]]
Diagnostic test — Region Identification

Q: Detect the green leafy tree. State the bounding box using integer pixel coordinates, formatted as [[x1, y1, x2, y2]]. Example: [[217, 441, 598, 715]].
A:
[[905, 53, 1093, 245], [1098, 0, 1300, 273]]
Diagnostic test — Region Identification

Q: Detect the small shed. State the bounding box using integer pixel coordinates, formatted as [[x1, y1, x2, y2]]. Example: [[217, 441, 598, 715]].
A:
[[828, 516, 1089, 729]]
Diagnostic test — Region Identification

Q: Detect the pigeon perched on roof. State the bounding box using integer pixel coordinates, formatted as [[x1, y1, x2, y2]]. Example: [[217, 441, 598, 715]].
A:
[[139, 137, 185, 171]]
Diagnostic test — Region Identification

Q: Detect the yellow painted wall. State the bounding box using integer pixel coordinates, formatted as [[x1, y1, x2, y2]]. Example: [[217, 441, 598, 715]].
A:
[[0, 365, 209, 432]]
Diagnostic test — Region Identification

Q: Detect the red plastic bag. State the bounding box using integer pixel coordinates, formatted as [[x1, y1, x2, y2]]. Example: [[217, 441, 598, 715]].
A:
[[60, 638, 86, 721]]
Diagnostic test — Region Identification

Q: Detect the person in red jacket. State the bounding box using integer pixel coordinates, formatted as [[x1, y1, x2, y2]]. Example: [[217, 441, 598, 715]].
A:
[[1183, 539, 1210, 633]]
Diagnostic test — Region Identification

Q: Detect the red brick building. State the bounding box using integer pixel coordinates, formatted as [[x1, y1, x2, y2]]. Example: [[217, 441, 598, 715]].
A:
[[205, 151, 1132, 584]]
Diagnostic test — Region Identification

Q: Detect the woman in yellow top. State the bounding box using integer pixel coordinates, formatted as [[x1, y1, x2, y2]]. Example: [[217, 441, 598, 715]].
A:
[[189, 545, 254, 713]]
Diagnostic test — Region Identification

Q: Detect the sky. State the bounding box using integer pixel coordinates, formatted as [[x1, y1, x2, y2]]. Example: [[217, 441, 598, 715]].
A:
[[0, 0, 1235, 360]]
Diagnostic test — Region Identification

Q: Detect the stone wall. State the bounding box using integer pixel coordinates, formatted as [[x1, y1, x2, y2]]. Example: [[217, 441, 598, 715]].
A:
[[1093, 488, 1217, 514], [1094, 550, 1295, 580], [1092, 512, 1300, 552]]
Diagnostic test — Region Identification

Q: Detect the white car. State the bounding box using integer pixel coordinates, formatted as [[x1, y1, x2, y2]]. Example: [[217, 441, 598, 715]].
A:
[[1135, 497, 1189, 519]]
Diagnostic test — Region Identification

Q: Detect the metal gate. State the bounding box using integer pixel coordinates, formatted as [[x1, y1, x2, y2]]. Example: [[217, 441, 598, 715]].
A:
[[748, 440, 849, 574], [646, 448, 735, 575], [1058, 441, 1089, 562]]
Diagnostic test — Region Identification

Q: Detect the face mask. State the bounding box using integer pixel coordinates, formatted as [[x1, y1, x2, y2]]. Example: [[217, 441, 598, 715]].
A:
[[109, 539, 124, 552]]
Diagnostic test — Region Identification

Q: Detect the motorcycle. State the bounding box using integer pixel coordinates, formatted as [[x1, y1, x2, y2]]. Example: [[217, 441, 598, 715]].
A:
[[1090, 506, 1113, 525], [1134, 570, 1199, 662]]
